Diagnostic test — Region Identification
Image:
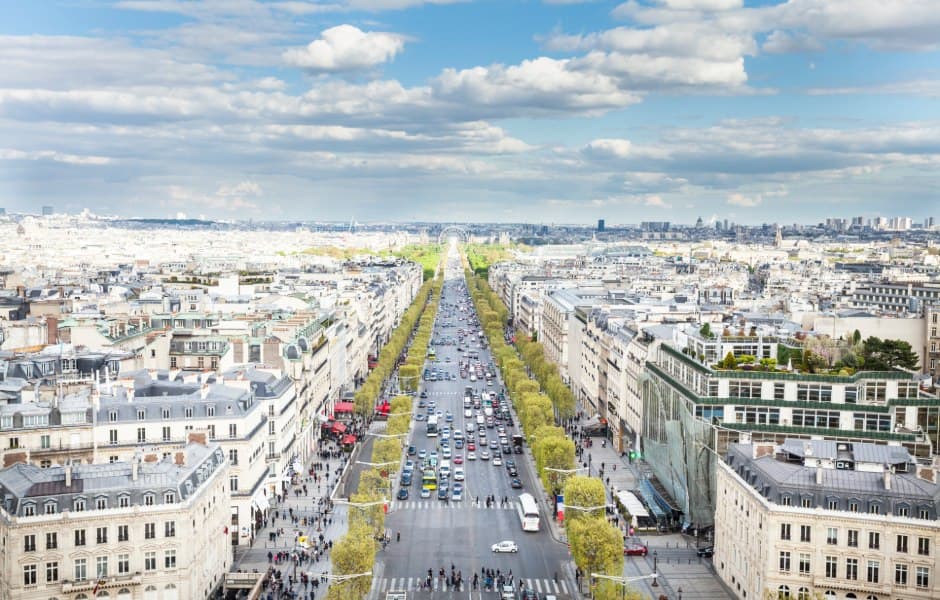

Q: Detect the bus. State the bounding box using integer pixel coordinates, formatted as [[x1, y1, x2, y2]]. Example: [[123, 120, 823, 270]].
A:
[[516, 493, 540, 532], [427, 414, 439, 437], [428, 347, 437, 361], [422, 469, 437, 491]]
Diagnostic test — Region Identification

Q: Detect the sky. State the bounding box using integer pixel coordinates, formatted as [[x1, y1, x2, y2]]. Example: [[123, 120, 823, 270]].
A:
[[1, 0, 939, 225]]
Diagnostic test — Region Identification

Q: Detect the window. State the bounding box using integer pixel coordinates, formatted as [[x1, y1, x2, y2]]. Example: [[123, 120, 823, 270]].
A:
[[801, 496, 812, 508], [96, 497, 107, 510], [119, 495, 130, 508], [165, 549, 177, 569], [848, 530, 858, 547], [137, 427, 146, 443], [846, 558, 858, 580], [898, 506, 910, 517], [228, 423, 237, 438], [164, 491, 175, 504], [118, 554, 130, 575], [24, 534, 36, 552], [162, 426, 171, 442], [919, 507, 930, 519], [230, 475, 239, 492], [207, 424, 215, 439], [844, 386, 858, 403], [96, 526, 108, 544], [896, 564, 908, 585], [897, 534, 909, 553], [164, 521, 175, 537], [46, 532, 57, 550], [781, 495, 792, 507], [207, 406, 215, 417], [74, 529, 86, 547], [23, 564, 37, 586], [162, 408, 170, 419], [777, 586, 790, 599], [799, 553, 811, 575], [118, 525, 129, 542], [23, 503, 35, 516], [825, 556, 837, 578], [170, 357, 177, 368], [869, 503, 881, 515], [74, 558, 87, 582], [46, 561, 58, 583], [40, 434, 50, 449], [96, 556, 108, 578], [144, 552, 156, 571], [869, 531, 880, 549], [145, 523, 155, 539], [867, 560, 880, 583], [229, 449, 238, 465], [849, 500, 859, 512], [185, 407, 193, 418], [916, 566, 929, 589], [144, 493, 154, 506], [800, 525, 811, 542], [137, 409, 145, 420], [826, 527, 837, 545], [109, 455, 118, 463], [774, 383, 785, 400], [109, 429, 118, 444], [779, 551, 791, 572], [74, 498, 86, 512], [919, 537, 930, 556]]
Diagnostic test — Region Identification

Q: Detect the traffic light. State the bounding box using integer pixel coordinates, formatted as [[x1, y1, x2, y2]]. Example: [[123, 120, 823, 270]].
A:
[[628, 450, 638, 462]]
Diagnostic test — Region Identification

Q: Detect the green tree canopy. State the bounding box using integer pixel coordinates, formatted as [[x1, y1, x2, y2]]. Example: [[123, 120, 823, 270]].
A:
[[860, 336, 919, 371]]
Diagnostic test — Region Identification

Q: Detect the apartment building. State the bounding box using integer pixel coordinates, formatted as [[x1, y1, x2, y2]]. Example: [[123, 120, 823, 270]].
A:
[[641, 326, 939, 528], [0, 439, 230, 600], [716, 439, 940, 600], [1, 396, 95, 468]]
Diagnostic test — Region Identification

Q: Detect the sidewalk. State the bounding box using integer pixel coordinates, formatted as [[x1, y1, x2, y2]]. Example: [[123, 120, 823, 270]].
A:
[[231, 443, 353, 600]]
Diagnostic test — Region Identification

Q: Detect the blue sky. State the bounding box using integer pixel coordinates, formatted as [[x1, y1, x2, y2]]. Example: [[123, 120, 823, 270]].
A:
[[1, 0, 939, 224]]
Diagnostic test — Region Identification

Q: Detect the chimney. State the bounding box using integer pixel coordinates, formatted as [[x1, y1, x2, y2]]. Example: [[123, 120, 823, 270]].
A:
[[127, 386, 134, 403], [815, 466, 823, 485], [65, 463, 72, 488], [188, 432, 207, 446], [200, 384, 210, 400], [174, 452, 185, 466], [46, 316, 58, 345], [132, 458, 139, 481], [884, 467, 892, 491]]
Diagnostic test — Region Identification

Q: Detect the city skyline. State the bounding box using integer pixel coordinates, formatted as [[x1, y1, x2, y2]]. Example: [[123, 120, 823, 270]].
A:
[[2, 1, 939, 222]]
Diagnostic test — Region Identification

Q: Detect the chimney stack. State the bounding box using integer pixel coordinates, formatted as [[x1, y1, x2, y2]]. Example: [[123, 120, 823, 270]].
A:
[[815, 466, 823, 485], [132, 457, 139, 481], [174, 452, 185, 466], [884, 467, 892, 491], [65, 463, 72, 488]]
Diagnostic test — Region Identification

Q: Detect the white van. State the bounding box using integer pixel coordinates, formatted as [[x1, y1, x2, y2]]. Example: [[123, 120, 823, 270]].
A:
[[439, 460, 451, 480], [476, 415, 485, 426]]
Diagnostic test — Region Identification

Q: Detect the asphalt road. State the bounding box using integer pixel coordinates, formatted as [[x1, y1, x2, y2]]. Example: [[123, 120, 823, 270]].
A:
[[371, 249, 572, 599]]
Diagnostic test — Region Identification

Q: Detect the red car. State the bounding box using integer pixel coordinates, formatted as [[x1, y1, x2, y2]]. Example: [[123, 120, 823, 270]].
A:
[[467, 442, 476, 451], [624, 544, 649, 556], [453, 456, 464, 464]]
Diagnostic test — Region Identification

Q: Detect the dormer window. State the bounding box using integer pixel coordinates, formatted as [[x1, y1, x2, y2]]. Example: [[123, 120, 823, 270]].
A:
[[44, 501, 57, 514], [162, 408, 170, 420], [781, 494, 792, 507], [73, 498, 86, 512], [184, 407, 193, 418], [23, 503, 35, 516], [118, 494, 130, 508], [206, 406, 215, 417], [109, 411, 118, 422], [163, 492, 175, 504], [137, 409, 145, 421], [95, 496, 107, 510], [143, 493, 155, 506]]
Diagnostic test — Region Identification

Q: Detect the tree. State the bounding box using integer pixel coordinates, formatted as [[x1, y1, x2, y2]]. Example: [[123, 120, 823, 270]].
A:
[[718, 352, 737, 369], [327, 524, 375, 599], [398, 365, 420, 392], [533, 435, 575, 493], [372, 438, 402, 472], [563, 476, 607, 523], [860, 336, 919, 371], [852, 329, 862, 345], [348, 491, 385, 540], [699, 323, 713, 339], [567, 516, 622, 577]]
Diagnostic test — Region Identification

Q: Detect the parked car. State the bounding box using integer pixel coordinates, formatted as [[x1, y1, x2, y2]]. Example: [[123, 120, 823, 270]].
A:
[[624, 543, 648, 556], [697, 546, 715, 558]]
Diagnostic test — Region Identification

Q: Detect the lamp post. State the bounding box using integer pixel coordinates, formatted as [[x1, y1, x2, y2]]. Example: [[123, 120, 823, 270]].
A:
[[651, 550, 659, 586], [590, 572, 658, 600]]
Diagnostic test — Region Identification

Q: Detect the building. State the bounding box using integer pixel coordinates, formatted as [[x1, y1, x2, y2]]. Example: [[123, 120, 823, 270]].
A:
[[597, 219, 605, 233], [716, 439, 940, 600], [0, 439, 231, 600]]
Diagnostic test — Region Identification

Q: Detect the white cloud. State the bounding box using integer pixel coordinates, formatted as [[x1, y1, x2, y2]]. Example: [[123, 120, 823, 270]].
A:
[[727, 192, 761, 207], [761, 30, 823, 54], [583, 138, 633, 159], [0, 148, 111, 165], [644, 194, 672, 208], [283, 25, 406, 72], [807, 79, 940, 97]]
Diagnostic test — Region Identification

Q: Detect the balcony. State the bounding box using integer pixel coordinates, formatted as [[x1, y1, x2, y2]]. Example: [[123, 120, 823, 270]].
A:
[[62, 573, 143, 593]]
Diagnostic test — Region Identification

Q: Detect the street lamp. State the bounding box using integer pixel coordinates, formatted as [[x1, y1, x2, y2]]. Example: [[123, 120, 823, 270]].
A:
[[651, 551, 659, 586], [590, 572, 658, 600]]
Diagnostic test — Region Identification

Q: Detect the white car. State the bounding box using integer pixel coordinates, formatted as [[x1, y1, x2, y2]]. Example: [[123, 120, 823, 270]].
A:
[[491, 540, 519, 553], [467, 452, 477, 460], [454, 467, 465, 481], [465, 409, 472, 418], [492, 456, 502, 466], [481, 450, 491, 460]]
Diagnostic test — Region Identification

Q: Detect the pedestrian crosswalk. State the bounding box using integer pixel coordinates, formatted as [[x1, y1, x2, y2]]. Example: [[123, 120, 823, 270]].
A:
[[374, 576, 570, 595], [390, 500, 514, 511]]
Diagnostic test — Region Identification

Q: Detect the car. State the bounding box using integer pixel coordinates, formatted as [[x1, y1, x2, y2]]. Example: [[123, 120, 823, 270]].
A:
[[438, 486, 449, 500], [491, 540, 519, 553], [507, 466, 518, 476], [414, 414, 426, 421], [697, 546, 715, 558], [420, 391, 428, 398], [404, 459, 415, 471], [492, 456, 502, 466], [514, 445, 522, 454], [453, 482, 463, 494], [505, 460, 515, 469], [510, 478, 522, 489], [446, 412, 454, 422], [442, 447, 452, 459], [420, 487, 431, 498], [407, 445, 416, 455], [455, 439, 464, 449], [520, 590, 538, 600], [468, 442, 476, 451], [452, 487, 463, 501], [464, 409, 473, 418], [454, 467, 465, 481], [400, 474, 412, 486], [418, 449, 427, 460], [467, 452, 477, 460], [397, 487, 410, 500], [481, 450, 491, 460], [624, 543, 648, 556], [489, 439, 498, 450], [418, 400, 426, 408], [502, 445, 512, 455], [453, 455, 464, 464]]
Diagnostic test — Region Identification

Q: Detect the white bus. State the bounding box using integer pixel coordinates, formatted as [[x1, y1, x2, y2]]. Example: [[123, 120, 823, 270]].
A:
[[427, 414, 439, 437], [516, 493, 540, 532]]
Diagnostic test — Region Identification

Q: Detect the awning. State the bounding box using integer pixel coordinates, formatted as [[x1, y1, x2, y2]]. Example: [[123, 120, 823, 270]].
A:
[[334, 401, 355, 413], [615, 490, 650, 519], [252, 494, 270, 512], [341, 434, 357, 445], [331, 421, 347, 433]]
